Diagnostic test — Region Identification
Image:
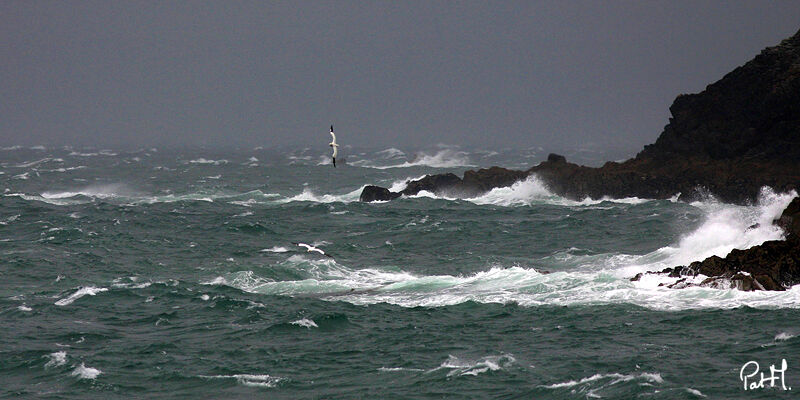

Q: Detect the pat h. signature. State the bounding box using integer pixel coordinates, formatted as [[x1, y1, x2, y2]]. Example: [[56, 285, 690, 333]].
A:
[[740, 359, 791, 391]]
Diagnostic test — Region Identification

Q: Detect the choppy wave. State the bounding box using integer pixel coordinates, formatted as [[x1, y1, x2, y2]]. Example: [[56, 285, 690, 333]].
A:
[[7, 186, 286, 206], [433, 354, 516, 377], [55, 287, 109, 306], [209, 189, 800, 310], [42, 184, 130, 200], [199, 374, 284, 388], [71, 363, 102, 379], [281, 186, 364, 204], [353, 149, 474, 169], [186, 158, 228, 165], [45, 351, 68, 368], [290, 318, 318, 328], [405, 174, 655, 207]]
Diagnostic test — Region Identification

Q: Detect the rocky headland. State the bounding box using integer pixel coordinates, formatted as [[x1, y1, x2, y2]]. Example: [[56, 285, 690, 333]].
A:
[[360, 29, 800, 290]]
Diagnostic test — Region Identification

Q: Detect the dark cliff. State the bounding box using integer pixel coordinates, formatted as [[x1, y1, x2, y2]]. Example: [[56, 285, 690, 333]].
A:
[[360, 28, 800, 204]]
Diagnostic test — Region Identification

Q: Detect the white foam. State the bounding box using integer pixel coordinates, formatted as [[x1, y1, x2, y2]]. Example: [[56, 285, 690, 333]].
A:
[[282, 186, 364, 203], [18, 304, 32, 312], [400, 174, 653, 207], [199, 374, 283, 388], [686, 387, 707, 397], [261, 246, 289, 253], [378, 367, 426, 372], [775, 332, 795, 341], [41, 184, 131, 200], [71, 363, 102, 379], [354, 149, 474, 169], [187, 158, 228, 165], [375, 147, 406, 158], [433, 354, 515, 377], [387, 175, 428, 193], [55, 287, 109, 306], [0, 214, 19, 225], [211, 188, 800, 311], [469, 175, 555, 206], [544, 372, 662, 389], [45, 352, 67, 367], [655, 187, 794, 267], [290, 318, 318, 328], [15, 158, 54, 168]]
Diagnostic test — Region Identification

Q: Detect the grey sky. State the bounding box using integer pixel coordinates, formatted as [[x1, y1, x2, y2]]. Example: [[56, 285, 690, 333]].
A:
[[2, 1, 799, 153]]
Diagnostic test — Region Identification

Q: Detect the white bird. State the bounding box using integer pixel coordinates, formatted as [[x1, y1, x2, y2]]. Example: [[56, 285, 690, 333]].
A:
[[329, 125, 339, 167], [295, 242, 332, 257]]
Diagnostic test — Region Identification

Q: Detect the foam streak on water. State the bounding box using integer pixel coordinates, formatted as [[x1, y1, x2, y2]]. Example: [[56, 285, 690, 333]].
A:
[[3, 146, 799, 399], [210, 188, 798, 311]]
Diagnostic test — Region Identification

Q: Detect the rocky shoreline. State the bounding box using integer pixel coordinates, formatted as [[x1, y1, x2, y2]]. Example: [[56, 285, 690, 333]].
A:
[[359, 29, 800, 291], [632, 197, 800, 291]]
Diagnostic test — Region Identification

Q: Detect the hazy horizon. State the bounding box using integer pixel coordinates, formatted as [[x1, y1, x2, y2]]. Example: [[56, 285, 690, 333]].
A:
[[3, 1, 799, 154]]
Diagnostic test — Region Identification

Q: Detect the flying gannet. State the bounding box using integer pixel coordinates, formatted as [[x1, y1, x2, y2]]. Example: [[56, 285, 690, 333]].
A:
[[329, 125, 339, 167], [295, 242, 333, 258]]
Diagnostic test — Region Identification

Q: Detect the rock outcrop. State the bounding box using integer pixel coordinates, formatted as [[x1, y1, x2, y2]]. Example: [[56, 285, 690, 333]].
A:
[[360, 29, 800, 204], [636, 197, 800, 291], [357, 29, 800, 291]]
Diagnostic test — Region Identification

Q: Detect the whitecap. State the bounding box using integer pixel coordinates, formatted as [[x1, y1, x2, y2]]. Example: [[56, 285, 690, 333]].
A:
[[260, 246, 289, 253], [55, 287, 109, 306], [282, 186, 364, 204], [431, 354, 515, 377], [544, 372, 662, 389], [71, 363, 102, 379], [41, 184, 130, 200], [199, 374, 283, 388], [209, 189, 800, 311], [14, 158, 54, 168], [290, 318, 318, 328], [187, 158, 228, 165], [17, 304, 32, 312], [686, 387, 707, 397], [354, 148, 474, 169], [45, 351, 67, 367], [775, 332, 795, 341], [378, 367, 426, 372]]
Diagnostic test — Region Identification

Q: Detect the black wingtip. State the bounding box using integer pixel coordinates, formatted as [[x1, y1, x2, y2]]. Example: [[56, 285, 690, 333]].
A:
[[333, 157, 336, 167], [330, 125, 334, 131]]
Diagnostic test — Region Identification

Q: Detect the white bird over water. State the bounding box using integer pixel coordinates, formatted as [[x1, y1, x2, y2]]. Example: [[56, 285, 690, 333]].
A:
[[295, 242, 333, 257], [329, 125, 339, 167]]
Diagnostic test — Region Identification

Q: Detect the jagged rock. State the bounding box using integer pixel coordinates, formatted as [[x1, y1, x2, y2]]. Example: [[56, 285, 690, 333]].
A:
[[641, 234, 800, 291], [400, 173, 462, 197], [360, 29, 800, 205], [776, 197, 800, 238], [356, 29, 800, 291], [359, 185, 401, 202]]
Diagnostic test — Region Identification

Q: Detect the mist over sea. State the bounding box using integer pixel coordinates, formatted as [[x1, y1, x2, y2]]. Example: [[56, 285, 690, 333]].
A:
[[2, 145, 799, 399]]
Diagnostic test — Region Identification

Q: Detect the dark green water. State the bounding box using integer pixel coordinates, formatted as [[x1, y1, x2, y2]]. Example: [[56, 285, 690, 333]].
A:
[[2, 146, 799, 399]]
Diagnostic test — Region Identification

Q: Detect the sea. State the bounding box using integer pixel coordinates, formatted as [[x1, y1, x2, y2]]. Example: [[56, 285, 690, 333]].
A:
[[2, 144, 799, 399]]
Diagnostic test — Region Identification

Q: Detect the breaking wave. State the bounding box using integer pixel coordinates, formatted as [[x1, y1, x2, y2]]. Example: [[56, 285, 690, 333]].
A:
[[207, 189, 799, 310], [403, 174, 654, 207], [353, 149, 474, 169]]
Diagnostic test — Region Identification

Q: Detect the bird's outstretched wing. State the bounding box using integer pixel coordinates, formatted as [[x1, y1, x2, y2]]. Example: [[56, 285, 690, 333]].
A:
[[293, 242, 333, 257]]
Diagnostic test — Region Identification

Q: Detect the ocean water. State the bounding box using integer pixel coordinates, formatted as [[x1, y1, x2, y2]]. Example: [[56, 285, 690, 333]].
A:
[[2, 145, 799, 399]]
